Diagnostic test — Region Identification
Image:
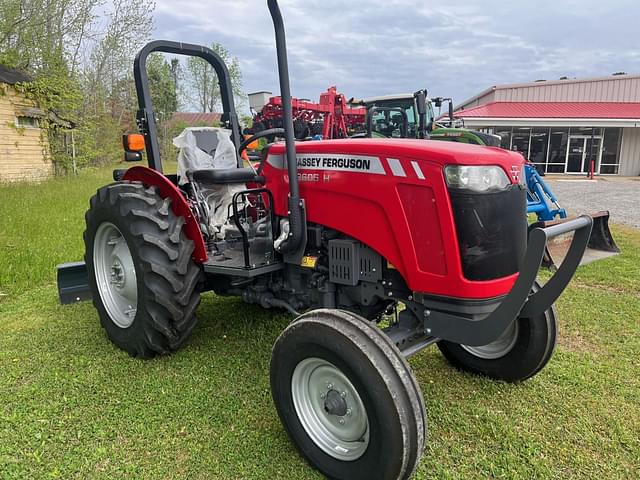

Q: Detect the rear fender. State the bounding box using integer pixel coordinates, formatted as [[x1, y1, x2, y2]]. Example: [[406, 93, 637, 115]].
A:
[[122, 166, 207, 262]]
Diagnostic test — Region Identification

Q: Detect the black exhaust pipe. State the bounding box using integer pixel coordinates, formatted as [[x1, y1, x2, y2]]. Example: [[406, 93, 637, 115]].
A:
[[267, 0, 305, 254]]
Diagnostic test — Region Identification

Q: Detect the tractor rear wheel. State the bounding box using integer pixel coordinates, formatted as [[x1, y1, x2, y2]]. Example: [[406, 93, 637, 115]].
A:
[[437, 284, 557, 382], [84, 181, 201, 358], [270, 309, 426, 480]]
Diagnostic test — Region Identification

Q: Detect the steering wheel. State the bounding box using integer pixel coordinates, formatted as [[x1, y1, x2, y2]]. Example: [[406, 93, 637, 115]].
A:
[[238, 128, 285, 155]]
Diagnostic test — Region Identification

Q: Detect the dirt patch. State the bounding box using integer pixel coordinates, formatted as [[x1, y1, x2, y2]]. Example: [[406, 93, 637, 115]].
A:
[[558, 330, 603, 354]]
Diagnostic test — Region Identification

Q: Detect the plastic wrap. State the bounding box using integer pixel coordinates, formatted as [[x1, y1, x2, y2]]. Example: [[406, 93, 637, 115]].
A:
[[173, 127, 244, 234]]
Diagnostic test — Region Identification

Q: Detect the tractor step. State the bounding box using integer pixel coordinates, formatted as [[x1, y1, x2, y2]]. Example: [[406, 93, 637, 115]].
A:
[[203, 260, 284, 277], [203, 246, 283, 277]]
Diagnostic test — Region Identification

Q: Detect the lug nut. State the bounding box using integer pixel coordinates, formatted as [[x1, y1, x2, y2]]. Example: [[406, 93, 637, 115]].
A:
[[340, 391, 346, 398], [327, 383, 333, 389], [339, 418, 345, 425]]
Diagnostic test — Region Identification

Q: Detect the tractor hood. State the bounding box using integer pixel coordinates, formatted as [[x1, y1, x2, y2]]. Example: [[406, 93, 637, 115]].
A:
[[267, 138, 525, 185]]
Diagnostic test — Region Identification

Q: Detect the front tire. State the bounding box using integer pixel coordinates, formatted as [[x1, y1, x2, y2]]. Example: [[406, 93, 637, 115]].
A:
[[271, 309, 426, 480], [84, 181, 202, 358], [437, 284, 557, 382]]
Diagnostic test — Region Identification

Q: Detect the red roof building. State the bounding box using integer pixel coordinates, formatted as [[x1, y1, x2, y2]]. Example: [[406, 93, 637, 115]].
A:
[[168, 112, 221, 128], [454, 75, 640, 175]]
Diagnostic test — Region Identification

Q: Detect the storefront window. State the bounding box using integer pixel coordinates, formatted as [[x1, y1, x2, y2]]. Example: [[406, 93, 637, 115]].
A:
[[511, 128, 530, 156], [600, 128, 622, 174], [547, 128, 569, 173], [570, 127, 603, 137], [494, 127, 512, 149], [529, 128, 550, 172]]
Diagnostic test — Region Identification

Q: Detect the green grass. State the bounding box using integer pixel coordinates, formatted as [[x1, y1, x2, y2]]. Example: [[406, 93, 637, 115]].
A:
[[1, 168, 639, 479]]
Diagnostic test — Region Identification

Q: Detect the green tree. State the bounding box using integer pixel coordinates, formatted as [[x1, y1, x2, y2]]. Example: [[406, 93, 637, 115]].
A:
[[147, 53, 178, 118], [185, 43, 245, 113]]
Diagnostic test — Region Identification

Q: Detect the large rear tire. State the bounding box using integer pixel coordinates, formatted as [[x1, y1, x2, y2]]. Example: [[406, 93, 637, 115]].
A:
[[437, 284, 557, 382], [270, 309, 426, 480], [84, 181, 202, 358]]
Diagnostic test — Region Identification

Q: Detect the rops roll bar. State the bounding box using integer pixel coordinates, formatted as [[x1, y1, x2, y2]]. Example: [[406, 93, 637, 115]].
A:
[[133, 40, 243, 172]]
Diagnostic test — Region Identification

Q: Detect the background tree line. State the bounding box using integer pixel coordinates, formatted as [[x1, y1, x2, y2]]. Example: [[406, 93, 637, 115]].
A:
[[0, 0, 245, 172]]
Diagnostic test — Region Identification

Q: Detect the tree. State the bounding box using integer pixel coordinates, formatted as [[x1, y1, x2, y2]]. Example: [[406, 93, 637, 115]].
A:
[[0, 0, 161, 171], [185, 43, 244, 113], [147, 53, 178, 118]]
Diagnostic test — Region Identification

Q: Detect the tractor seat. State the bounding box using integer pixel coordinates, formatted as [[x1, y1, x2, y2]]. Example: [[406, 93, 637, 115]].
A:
[[190, 167, 264, 185]]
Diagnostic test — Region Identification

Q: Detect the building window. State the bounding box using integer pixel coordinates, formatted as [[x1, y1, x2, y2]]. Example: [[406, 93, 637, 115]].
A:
[[15, 116, 40, 129], [571, 126, 603, 137], [600, 128, 622, 174], [548, 128, 569, 173], [494, 126, 512, 149], [511, 127, 531, 156], [529, 128, 550, 173]]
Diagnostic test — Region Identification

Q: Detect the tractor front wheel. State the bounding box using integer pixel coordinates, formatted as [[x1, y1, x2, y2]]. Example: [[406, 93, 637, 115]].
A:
[[270, 309, 426, 480], [84, 181, 202, 358], [437, 284, 557, 382]]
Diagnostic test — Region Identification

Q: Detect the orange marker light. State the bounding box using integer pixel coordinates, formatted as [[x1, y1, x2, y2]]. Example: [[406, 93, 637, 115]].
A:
[[124, 133, 145, 152], [244, 134, 259, 150]]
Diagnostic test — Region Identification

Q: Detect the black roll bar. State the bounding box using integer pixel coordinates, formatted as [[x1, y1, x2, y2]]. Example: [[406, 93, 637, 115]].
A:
[[133, 40, 242, 172]]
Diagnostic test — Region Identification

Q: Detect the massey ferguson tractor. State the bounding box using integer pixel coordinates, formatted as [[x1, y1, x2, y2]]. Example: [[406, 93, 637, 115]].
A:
[[57, 1, 595, 478]]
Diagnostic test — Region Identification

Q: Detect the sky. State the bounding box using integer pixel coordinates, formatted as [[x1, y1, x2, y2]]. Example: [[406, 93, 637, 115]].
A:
[[154, 0, 640, 110]]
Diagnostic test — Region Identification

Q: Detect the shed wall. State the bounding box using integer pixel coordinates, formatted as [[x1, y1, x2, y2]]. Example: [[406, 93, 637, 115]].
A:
[[619, 127, 640, 176], [0, 85, 52, 182], [492, 77, 640, 103]]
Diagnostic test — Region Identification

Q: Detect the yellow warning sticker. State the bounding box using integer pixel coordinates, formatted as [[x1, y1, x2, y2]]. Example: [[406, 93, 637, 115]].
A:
[[386, 261, 396, 270], [301, 256, 318, 268]]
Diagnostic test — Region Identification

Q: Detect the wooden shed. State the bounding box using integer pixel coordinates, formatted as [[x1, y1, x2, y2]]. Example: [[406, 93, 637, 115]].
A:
[[0, 65, 72, 182]]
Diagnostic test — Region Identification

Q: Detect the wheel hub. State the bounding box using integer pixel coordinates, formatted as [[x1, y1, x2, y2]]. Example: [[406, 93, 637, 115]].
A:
[[461, 320, 520, 359], [291, 357, 369, 461], [324, 389, 348, 417], [93, 222, 138, 328], [110, 261, 125, 288]]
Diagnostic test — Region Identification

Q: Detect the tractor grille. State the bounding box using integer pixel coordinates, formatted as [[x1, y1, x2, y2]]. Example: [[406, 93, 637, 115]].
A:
[[328, 239, 382, 286], [449, 185, 527, 281]]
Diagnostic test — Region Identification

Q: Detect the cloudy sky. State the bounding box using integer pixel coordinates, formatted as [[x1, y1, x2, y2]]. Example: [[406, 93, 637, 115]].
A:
[[154, 0, 640, 109]]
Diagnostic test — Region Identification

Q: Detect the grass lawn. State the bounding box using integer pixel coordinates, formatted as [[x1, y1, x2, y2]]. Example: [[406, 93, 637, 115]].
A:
[[1, 167, 639, 479]]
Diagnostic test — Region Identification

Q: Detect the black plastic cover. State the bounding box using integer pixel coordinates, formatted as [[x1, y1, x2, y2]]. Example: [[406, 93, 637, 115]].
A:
[[449, 185, 527, 281], [191, 167, 264, 184]]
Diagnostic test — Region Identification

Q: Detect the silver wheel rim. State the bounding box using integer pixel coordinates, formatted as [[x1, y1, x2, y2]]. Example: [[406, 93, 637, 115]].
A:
[[461, 320, 519, 359], [291, 358, 369, 461], [93, 222, 138, 328]]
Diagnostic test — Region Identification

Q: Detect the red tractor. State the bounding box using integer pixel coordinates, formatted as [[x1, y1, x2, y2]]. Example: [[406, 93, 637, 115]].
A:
[[57, 1, 594, 478]]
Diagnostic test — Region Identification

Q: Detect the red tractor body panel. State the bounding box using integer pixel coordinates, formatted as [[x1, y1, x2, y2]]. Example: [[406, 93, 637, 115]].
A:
[[123, 166, 208, 262], [262, 139, 525, 300]]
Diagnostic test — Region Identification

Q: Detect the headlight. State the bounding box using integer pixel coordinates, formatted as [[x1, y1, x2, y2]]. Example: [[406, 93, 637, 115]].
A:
[[444, 165, 511, 192]]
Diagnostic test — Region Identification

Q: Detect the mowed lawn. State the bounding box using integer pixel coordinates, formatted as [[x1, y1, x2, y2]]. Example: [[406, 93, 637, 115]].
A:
[[1, 167, 639, 479]]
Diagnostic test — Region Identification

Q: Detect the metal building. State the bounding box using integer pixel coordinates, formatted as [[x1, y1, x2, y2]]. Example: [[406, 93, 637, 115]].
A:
[[454, 74, 640, 176]]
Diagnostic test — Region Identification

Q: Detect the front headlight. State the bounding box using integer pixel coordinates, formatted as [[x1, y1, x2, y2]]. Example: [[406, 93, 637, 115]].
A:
[[444, 165, 511, 192]]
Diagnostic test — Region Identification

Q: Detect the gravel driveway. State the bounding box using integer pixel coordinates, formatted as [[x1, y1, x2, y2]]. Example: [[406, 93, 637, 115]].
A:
[[544, 178, 640, 228]]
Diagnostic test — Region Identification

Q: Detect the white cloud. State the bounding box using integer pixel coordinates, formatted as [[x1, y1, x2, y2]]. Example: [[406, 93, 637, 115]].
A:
[[153, 0, 640, 109]]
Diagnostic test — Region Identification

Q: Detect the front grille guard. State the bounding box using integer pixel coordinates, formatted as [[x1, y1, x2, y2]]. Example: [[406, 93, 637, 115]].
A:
[[425, 215, 593, 346]]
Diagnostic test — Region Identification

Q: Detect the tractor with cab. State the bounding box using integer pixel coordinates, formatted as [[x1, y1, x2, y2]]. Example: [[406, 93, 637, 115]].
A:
[[57, 1, 596, 479]]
